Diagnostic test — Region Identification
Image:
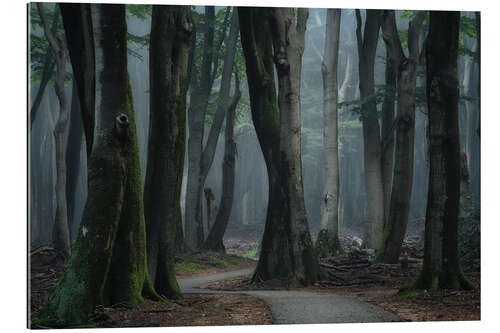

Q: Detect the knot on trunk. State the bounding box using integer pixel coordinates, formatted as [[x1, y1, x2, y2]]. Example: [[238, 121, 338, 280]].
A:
[[114, 113, 130, 141]]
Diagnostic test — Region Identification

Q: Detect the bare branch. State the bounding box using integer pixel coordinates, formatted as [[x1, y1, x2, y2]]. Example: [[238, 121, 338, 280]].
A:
[[408, 11, 426, 60], [355, 9, 363, 54]]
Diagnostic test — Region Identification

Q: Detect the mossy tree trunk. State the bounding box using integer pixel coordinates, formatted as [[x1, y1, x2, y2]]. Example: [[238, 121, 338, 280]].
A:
[[239, 7, 318, 285], [144, 5, 192, 300], [412, 11, 474, 291], [318, 8, 343, 257], [355, 9, 385, 251], [60, 3, 95, 156], [37, 3, 71, 263], [378, 11, 425, 264], [32, 4, 158, 326]]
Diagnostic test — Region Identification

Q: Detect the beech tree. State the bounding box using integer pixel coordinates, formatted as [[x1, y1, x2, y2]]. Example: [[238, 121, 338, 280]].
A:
[[37, 3, 71, 263], [411, 11, 474, 291], [184, 6, 234, 249], [33, 4, 159, 326], [144, 4, 192, 299], [355, 9, 385, 251], [202, 11, 241, 252], [239, 7, 318, 285], [317, 8, 343, 256], [378, 10, 426, 263], [59, 3, 95, 155]]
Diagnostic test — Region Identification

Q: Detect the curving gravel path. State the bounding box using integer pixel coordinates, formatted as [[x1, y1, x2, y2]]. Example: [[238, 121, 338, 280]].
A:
[[178, 268, 400, 324]]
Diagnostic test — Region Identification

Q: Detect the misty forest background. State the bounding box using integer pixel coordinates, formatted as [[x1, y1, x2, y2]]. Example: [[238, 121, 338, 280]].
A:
[[29, 5, 479, 253]]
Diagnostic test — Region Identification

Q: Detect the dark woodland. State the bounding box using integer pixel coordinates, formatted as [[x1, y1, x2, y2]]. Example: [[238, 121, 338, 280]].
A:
[[28, 3, 481, 328]]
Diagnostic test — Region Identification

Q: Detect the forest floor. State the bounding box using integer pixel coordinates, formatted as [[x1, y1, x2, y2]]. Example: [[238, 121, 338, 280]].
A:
[[206, 230, 481, 322], [29, 246, 270, 328], [29, 225, 480, 327]]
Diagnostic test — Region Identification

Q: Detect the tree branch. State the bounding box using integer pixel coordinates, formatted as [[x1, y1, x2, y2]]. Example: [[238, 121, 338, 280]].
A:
[[37, 3, 61, 54], [355, 9, 363, 54], [381, 10, 404, 70], [408, 11, 426, 61]]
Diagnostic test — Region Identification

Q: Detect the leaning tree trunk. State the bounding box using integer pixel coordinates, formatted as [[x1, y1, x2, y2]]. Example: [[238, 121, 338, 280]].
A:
[[238, 7, 292, 283], [202, 71, 241, 252], [355, 9, 385, 251], [144, 4, 192, 300], [60, 3, 95, 156], [32, 5, 158, 327], [37, 3, 71, 263], [412, 11, 474, 291], [268, 7, 318, 285], [378, 11, 425, 264], [317, 8, 342, 257]]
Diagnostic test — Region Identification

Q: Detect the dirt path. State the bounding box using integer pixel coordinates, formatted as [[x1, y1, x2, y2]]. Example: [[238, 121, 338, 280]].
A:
[[178, 268, 401, 324]]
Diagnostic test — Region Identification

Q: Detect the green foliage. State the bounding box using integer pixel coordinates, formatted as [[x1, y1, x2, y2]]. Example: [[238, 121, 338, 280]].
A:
[[242, 248, 259, 260], [175, 253, 247, 274], [126, 4, 151, 20]]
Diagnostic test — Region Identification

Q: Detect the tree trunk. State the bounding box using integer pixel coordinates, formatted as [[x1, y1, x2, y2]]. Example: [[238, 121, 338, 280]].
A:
[[378, 11, 425, 264], [204, 188, 217, 231], [144, 5, 192, 299], [318, 8, 342, 256], [37, 3, 72, 263], [355, 9, 385, 250], [240, 7, 318, 285], [33, 5, 158, 326], [202, 71, 241, 252], [65, 82, 84, 240], [60, 3, 95, 156], [412, 11, 474, 291], [381, 47, 396, 227], [185, 6, 215, 248], [238, 7, 289, 282]]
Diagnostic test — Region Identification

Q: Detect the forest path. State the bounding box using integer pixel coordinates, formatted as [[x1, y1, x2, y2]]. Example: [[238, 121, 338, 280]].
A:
[[178, 268, 401, 324]]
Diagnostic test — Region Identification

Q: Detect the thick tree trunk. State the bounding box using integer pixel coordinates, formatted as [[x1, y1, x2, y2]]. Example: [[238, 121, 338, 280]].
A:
[[60, 3, 95, 156], [378, 11, 425, 263], [185, 6, 215, 248], [412, 11, 474, 291], [356, 9, 384, 250], [318, 8, 342, 256], [37, 3, 71, 263], [144, 5, 192, 299], [33, 5, 158, 326], [238, 7, 290, 282], [242, 7, 318, 285], [202, 72, 241, 252]]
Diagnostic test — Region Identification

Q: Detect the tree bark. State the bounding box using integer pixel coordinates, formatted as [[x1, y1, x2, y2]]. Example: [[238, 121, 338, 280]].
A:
[[318, 8, 342, 256], [381, 46, 396, 227], [202, 71, 241, 252], [60, 3, 95, 156], [239, 7, 318, 285], [412, 11, 474, 291], [355, 9, 385, 250], [378, 10, 425, 263], [204, 188, 217, 231], [144, 5, 192, 300], [37, 3, 71, 263], [65, 82, 84, 240], [238, 7, 290, 283], [33, 5, 158, 326]]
